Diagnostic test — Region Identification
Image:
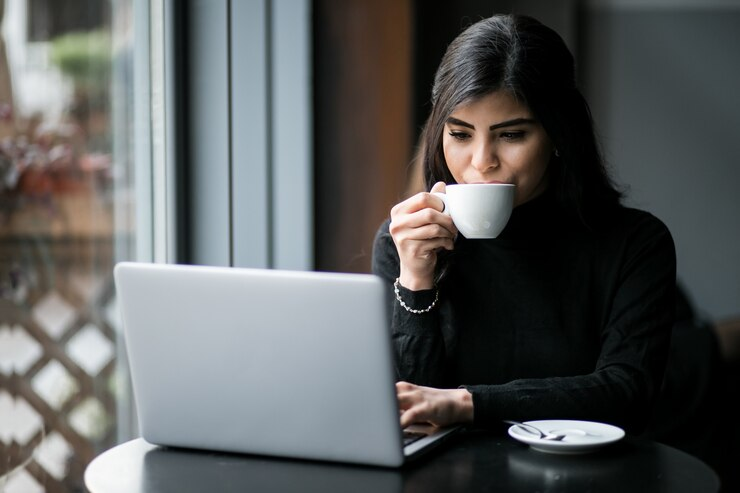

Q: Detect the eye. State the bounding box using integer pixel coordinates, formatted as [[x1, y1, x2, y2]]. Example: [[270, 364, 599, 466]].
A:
[[448, 130, 471, 142], [500, 131, 525, 142]]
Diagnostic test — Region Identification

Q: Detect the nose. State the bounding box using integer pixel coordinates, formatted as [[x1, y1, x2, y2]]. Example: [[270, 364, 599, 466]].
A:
[[470, 139, 498, 171]]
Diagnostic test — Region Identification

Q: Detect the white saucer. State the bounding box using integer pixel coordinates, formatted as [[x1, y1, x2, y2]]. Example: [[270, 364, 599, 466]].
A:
[[507, 420, 625, 454]]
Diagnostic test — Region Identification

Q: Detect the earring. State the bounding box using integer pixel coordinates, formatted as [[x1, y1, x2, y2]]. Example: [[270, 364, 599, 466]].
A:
[[554, 149, 561, 158]]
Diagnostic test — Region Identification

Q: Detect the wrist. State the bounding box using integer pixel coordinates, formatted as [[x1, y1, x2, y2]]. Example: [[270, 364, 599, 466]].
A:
[[394, 278, 439, 314], [398, 269, 434, 291], [455, 388, 474, 423]]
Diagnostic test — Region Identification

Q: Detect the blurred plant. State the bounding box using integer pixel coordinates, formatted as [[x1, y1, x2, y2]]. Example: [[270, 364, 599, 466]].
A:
[[50, 30, 111, 98], [49, 29, 113, 155]]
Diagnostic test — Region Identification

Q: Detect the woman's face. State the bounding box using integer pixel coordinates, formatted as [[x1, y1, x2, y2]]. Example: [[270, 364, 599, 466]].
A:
[[442, 90, 554, 207]]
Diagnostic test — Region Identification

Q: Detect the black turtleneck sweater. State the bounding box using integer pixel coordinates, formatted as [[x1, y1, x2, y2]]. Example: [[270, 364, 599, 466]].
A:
[[371, 191, 676, 433]]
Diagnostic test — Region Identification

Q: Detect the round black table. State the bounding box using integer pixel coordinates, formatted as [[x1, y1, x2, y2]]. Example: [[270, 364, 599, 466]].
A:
[[85, 431, 720, 492]]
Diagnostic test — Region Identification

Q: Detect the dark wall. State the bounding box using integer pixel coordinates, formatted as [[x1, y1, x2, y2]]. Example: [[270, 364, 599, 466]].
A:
[[313, 0, 413, 273], [581, 5, 740, 321]]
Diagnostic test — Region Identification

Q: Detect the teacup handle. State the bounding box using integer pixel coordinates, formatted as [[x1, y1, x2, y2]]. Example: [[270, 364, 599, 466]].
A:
[[431, 192, 449, 214]]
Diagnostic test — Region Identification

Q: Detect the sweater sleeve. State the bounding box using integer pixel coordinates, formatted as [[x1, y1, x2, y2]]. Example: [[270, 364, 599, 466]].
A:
[[465, 214, 676, 433], [371, 220, 449, 386]]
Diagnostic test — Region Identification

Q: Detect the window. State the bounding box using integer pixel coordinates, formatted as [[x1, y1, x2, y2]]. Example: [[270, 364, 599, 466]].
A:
[[0, 0, 151, 490]]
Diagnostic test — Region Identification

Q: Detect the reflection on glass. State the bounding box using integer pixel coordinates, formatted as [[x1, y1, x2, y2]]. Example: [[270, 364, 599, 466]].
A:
[[0, 0, 138, 490]]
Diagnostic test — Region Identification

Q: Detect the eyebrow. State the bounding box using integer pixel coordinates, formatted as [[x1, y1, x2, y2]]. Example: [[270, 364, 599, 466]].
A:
[[446, 116, 537, 131]]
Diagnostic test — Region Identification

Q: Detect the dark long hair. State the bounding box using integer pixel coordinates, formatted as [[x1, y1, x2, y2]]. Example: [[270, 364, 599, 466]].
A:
[[422, 14, 622, 224]]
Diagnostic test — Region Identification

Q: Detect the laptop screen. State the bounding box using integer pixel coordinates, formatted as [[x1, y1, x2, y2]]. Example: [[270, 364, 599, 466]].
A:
[[115, 262, 411, 466]]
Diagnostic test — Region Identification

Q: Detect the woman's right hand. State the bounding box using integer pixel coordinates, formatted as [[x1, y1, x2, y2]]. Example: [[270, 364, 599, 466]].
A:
[[389, 181, 457, 290]]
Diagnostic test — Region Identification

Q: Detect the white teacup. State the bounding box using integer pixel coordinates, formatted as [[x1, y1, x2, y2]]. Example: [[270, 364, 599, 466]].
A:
[[433, 183, 515, 239]]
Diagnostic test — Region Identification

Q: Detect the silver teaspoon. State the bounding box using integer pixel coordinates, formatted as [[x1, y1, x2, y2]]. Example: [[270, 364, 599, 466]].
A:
[[504, 420, 567, 441]]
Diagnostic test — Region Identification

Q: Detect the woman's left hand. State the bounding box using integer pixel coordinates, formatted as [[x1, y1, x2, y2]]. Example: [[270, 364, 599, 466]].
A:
[[396, 381, 474, 428]]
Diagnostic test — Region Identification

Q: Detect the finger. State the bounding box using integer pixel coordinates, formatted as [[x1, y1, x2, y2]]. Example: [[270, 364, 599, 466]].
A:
[[390, 193, 430, 217], [396, 381, 415, 392], [391, 189, 445, 217], [396, 389, 417, 408], [399, 239, 455, 261], [399, 403, 431, 428], [430, 181, 447, 193], [398, 230, 456, 256], [391, 209, 456, 238], [396, 382, 422, 411], [427, 182, 446, 212], [396, 384, 419, 406], [400, 409, 417, 428], [393, 221, 456, 245]]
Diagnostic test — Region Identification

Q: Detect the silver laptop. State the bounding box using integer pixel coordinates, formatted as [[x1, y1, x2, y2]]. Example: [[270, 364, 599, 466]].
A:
[[114, 262, 460, 467]]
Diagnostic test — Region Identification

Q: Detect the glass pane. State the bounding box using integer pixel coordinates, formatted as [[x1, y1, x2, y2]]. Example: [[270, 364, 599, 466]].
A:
[[0, 0, 142, 490]]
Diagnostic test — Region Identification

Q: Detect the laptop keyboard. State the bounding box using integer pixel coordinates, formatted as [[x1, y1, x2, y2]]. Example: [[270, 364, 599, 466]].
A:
[[403, 431, 427, 447]]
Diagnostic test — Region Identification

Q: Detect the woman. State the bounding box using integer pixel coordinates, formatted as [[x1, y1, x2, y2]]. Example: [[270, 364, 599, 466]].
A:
[[371, 14, 676, 433]]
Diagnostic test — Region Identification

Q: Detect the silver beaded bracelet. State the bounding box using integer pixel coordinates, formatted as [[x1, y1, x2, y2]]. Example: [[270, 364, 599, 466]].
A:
[[393, 277, 439, 314]]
